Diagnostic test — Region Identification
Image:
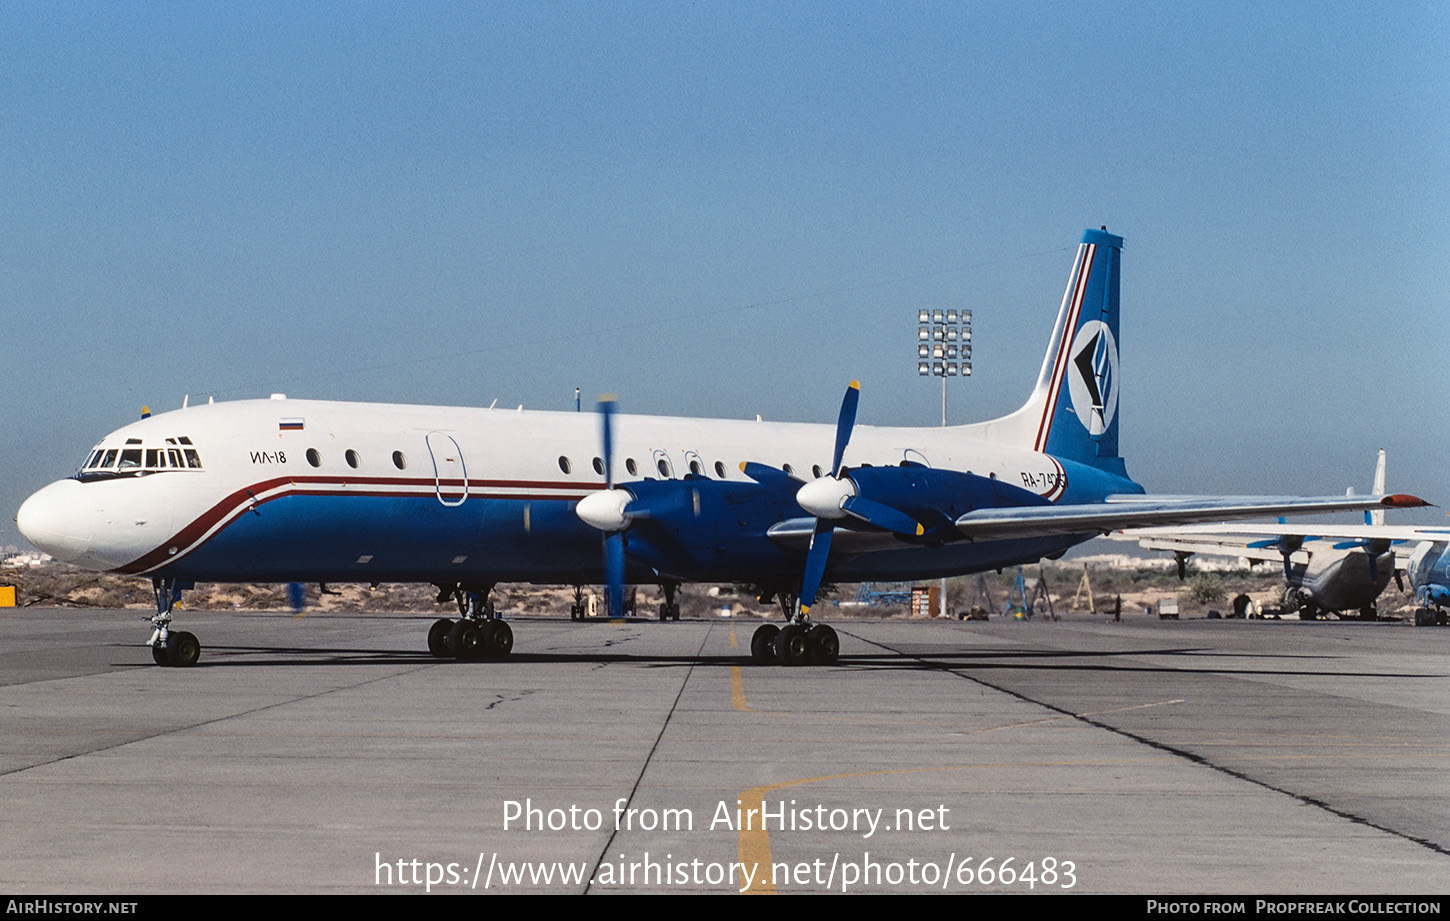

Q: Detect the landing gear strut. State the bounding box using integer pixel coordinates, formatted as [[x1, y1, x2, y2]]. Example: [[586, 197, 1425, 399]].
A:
[[428, 583, 513, 661], [749, 590, 840, 667], [658, 582, 681, 621], [148, 577, 200, 667]]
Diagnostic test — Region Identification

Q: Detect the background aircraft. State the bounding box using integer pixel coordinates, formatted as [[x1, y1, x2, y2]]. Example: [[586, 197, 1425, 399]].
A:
[[17, 230, 1425, 666], [1119, 453, 1448, 620]]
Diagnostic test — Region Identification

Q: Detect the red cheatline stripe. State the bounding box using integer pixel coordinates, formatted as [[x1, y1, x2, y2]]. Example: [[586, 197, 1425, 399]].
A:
[[1034, 243, 1095, 452], [116, 475, 600, 574]]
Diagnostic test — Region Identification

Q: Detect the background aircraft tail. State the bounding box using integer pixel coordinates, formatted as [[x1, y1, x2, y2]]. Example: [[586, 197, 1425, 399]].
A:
[[979, 228, 1127, 477]]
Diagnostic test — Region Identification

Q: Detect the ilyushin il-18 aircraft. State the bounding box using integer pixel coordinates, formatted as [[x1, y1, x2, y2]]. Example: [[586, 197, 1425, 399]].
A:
[[17, 229, 1427, 667]]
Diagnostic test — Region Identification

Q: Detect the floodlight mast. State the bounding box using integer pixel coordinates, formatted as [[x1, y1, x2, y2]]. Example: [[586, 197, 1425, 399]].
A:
[[915, 308, 972, 616], [915, 309, 971, 426]]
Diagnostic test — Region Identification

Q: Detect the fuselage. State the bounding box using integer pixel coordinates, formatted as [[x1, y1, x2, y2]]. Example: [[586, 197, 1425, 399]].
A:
[[18, 395, 1140, 588], [1289, 546, 1394, 611]]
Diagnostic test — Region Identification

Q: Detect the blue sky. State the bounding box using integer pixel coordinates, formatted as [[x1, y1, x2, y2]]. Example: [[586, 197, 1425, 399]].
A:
[[4, 2, 1447, 549]]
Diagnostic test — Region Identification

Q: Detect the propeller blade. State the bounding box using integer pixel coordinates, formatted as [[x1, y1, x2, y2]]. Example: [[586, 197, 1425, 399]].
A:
[[841, 495, 924, 537], [831, 381, 860, 476], [604, 531, 626, 618], [598, 395, 625, 617], [598, 395, 616, 488], [740, 461, 804, 492], [799, 519, 836, 614]]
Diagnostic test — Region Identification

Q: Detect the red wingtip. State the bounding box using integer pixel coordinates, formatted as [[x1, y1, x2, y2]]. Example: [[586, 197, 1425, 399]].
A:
[[1381, 493, 1432, 508]]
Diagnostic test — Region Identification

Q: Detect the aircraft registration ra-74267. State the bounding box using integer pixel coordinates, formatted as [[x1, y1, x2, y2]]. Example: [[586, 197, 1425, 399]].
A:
[[17, 229, 1427, 668]]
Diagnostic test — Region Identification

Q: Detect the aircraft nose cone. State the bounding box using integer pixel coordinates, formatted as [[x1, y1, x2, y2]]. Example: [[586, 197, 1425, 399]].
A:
[[17, 479, 95, 562]]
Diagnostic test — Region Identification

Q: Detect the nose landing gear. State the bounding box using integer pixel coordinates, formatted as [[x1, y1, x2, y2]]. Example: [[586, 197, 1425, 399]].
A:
[[148, 578, 200, 667]]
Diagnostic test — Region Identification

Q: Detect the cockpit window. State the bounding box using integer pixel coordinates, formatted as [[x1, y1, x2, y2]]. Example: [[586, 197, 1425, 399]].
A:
[[76, 437, 203, 481]]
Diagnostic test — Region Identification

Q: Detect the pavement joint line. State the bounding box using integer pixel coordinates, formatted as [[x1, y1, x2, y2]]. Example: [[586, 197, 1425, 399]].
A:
[[582, 619, 712, 894], [841, 625, 1450, 859], [0, 662, 438, 779]]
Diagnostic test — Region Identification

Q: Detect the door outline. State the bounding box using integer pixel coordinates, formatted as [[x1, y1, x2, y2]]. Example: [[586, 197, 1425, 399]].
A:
[[426, 432, 468, 507]]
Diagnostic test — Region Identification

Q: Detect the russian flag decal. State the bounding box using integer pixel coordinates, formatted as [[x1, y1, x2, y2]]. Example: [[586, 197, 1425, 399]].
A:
[[279, 418, 305, 431]]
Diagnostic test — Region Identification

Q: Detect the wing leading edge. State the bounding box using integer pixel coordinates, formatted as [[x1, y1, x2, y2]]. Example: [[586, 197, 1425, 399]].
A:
[[950, 493, 1427, 541]]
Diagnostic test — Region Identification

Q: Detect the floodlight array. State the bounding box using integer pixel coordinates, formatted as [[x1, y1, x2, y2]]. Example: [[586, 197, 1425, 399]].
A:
[[916, 309, 971, 377]]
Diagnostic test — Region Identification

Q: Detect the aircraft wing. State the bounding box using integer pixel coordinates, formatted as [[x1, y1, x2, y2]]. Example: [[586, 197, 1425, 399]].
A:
[[765, 518, 909, 552], [1119, 522, 1450, 542], [1113, 519, 1450, 569], [1114, 532, 1305, 565], [951, 494, 1426, 541]]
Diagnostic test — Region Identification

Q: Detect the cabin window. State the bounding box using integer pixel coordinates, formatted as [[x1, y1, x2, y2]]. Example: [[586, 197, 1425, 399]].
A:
[[782, 463, 794, 476], [592, 457, 604, 476], [168, 448, 183, 468], [812, 464, 823, 478], [714, 461, 726, 478], [145, 449, 163, 469], [118, 449, 142, 469], [183, 449, 202, 468], [100, 449, 118, 468], [392, 451, 407, 470], [656, 458, 670, 477], [306, 449, 321, 467], [84, 450, 103, 469], [688, 459, 702, 476], [558, 456, 572, 474], [345, 449, 360, 469], [625, 458, 638, 477]]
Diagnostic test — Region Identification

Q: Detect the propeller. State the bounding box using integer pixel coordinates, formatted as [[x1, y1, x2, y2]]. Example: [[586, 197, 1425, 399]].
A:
[[793, 382, 860, 616], [741, 381, 924, 617], [574, 396, 629, 618]]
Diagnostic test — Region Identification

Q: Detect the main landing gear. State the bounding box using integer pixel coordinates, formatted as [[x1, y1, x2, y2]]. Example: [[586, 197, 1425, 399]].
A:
[[428, 583, 513, 661], [659, 582, 681, 622], [148, 577, 200, 667], [749, 592, 840, 667]]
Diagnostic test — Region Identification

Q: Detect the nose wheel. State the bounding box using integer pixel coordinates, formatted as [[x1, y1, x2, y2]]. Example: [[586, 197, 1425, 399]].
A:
[[147, 578, 200, 667]]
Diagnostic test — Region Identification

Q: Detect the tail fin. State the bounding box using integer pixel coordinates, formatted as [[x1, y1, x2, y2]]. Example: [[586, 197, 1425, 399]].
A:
[[983, 229, 1125, 475], [1369, 449, 1387, 526]]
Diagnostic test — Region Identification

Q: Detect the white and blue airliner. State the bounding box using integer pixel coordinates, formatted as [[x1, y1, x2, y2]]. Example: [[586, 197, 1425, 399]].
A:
[[18, 229, 1424, 666]]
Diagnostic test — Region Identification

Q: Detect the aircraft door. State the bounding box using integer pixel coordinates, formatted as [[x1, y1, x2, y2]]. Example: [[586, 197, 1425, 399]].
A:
[[426, 432, 468, 506]]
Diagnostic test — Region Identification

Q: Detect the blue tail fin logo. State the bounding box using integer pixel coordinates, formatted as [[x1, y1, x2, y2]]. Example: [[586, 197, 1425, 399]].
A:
[[1067, 318, 1118, 436]]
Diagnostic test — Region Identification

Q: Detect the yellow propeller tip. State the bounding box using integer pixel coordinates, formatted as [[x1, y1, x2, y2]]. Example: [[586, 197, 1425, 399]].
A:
[[848, 380, 860, 389]]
